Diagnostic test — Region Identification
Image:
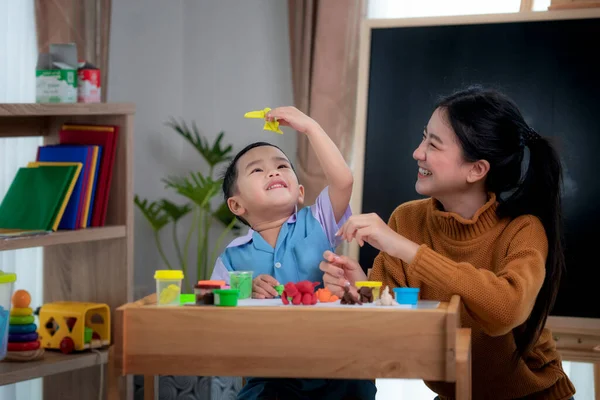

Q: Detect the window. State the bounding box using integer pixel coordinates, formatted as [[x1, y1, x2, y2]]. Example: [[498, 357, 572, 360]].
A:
[[0, 1, 43, 399]]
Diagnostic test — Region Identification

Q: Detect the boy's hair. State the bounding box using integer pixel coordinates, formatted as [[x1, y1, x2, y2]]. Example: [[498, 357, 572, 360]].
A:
[[222, 141, 296, 226]]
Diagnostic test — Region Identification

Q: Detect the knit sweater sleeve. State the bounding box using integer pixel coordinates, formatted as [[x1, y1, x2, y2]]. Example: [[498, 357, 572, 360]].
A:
[[406, 216, 548, 337]]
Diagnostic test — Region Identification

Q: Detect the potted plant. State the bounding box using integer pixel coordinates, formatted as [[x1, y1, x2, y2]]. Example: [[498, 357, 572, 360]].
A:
[[134, 118, 241, 293]]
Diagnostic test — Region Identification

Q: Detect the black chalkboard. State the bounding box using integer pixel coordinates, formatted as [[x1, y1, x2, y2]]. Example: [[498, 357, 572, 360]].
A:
[[358, 16, 600, 319]]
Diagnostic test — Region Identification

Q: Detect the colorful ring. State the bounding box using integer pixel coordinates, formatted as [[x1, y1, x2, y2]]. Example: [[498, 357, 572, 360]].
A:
[[10, 307, 33, 317], [9, 315, 34, 325], [9, 323, 37, 334], [7, 340, 40, 351], [8, 332, 38, 342]]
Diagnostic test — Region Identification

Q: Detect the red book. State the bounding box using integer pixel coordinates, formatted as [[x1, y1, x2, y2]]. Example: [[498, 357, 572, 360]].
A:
[[59, 124, 119, 227]]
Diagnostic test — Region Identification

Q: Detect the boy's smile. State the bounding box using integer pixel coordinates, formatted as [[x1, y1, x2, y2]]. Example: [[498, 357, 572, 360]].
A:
[[266, 178, 288, 190]]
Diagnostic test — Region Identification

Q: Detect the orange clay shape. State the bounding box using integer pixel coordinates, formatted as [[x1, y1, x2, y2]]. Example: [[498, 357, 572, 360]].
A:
[[316, 287, 339, 303]]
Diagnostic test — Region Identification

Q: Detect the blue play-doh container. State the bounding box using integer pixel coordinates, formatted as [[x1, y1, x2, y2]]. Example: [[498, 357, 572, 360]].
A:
[[393, 287, 420, 305]]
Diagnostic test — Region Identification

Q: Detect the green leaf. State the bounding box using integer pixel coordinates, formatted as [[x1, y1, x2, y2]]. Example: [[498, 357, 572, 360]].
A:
[[134, 195, 170, 231], [163, 171, 221, 207], [159, 199, 192, 222], [212, 202, 241, 232], [166, 118, 233, 168]]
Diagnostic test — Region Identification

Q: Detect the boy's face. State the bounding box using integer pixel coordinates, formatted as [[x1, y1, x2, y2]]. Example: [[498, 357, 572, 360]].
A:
[[227, 146, 304, 223]]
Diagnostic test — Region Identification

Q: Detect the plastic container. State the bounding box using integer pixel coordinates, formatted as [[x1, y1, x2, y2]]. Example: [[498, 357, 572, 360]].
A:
[[154, 270, 184, 306], [194, 280, 225, 305], [229, 271, 253, 300], [355, 281, 383, 300], [213, 289, 239, 307], [393, 287, 420, 306], [0, 270, 17, 361]]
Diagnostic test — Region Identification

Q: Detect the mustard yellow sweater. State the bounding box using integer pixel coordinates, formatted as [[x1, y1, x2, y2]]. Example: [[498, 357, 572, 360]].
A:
[[370, 194, 575, 400]]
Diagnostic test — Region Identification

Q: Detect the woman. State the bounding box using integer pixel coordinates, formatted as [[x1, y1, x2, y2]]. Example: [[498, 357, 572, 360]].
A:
[[321, 86, 576, 399]]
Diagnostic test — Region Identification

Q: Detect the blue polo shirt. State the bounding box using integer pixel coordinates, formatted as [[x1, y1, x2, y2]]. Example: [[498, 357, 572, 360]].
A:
[[211, 186, 351, 285]]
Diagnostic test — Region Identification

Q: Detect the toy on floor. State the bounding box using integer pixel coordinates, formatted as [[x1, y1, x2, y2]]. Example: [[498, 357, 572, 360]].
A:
[[37, 302, 110, 354], [357, 286, 374, 303], [244, 107, 284, 134], [376, 286, 396, 306], [340, 285, 362, 305], [5, 289, 44, 361], [281, 281, 319, 305], [316, 287, 339, 303]]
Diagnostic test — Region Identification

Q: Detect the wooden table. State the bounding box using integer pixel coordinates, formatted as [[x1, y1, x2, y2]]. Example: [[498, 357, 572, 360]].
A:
[[108, 294, 472, 400]]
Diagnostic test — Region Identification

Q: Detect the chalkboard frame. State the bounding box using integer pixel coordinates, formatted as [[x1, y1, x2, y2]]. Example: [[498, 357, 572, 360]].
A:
[[348, 9, 600, 352]]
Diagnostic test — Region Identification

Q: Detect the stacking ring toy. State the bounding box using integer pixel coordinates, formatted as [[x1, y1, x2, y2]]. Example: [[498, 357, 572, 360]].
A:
[[9, 323, 37, 334], [10, 307, 33, 317], [9, 315, 34, 325], [8, 332, 38, 342], [8, 340, 40, 351]]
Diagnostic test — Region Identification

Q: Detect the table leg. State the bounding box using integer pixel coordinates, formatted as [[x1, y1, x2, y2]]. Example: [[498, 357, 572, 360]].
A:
[[144, 375, 156, 400], [455, 328, 472, 400]]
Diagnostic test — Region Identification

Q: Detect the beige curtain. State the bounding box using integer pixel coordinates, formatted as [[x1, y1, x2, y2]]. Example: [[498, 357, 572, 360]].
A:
[[35, 0, 112, 101], [288, 0, 365, 204]]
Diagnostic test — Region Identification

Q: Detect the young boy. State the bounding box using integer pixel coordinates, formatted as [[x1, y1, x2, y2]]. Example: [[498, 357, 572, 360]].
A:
[[210, 107, 376, 400]]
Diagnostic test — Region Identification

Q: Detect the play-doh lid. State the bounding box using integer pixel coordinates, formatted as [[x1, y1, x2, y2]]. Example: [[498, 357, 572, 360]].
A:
[[195, 280, 225, 288], [355, 281, 382, 287], [393, 287, 420, 293], [154, 270, 184, 280]]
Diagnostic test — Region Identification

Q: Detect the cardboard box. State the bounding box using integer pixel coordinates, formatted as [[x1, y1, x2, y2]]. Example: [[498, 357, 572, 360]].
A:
[[36, 43, 78, 103], [77, 62, 101, 103]]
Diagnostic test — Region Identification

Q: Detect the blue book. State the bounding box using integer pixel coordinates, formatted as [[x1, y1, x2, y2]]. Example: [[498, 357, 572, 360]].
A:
[[37, 145, 93, 230]]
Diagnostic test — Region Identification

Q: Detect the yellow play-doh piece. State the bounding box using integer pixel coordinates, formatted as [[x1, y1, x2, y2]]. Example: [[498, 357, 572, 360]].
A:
[[244, 107, 283, 134], [10, 307, 33, 317], [159, 284, 180, 305]]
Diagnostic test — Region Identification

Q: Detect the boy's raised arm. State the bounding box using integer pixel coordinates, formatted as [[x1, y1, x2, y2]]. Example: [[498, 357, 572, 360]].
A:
[[266, 107, 353, 222]]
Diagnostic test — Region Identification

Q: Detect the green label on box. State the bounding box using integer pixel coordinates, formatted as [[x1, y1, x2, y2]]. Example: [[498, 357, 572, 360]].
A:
[[36, 69, 77, 103]]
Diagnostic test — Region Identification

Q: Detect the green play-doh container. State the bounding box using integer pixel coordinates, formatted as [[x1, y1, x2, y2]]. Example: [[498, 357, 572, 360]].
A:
[[213, 289, 239, 307], [229, 271, 253, 299]]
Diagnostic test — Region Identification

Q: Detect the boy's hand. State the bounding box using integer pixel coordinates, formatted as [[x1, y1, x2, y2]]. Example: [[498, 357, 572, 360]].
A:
[[252, 274, 280, 299], [265, 106, 319, 134]]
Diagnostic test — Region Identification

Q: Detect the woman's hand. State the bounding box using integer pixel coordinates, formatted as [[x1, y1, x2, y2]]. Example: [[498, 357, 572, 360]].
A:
[[319, 250, 366, 297], [265, 106, 319, 134], [336, 213, 400, 253], [252, 274, 279, 299]]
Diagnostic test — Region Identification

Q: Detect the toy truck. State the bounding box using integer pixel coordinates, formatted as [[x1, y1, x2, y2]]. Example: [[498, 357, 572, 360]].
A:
[[37, 302, 110, 354]]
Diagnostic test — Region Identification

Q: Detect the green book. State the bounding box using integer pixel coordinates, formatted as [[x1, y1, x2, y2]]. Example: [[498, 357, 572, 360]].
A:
[[0, 165, 77, 231]]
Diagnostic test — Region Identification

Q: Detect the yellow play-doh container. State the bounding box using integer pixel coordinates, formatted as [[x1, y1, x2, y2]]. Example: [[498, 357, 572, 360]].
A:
[[154, 270, 184, 306], [355, 281, 383, 300]]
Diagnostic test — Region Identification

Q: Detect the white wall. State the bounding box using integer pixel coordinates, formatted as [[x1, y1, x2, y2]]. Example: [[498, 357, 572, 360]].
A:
[[108, 0, 294, 296]]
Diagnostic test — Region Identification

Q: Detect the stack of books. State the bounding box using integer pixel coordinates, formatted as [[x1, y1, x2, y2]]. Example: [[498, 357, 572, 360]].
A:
[[0, 124, 119, 237]]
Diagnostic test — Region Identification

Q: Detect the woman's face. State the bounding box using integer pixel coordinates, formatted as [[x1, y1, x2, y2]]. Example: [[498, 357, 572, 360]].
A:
[[412, 108, 475, 199]]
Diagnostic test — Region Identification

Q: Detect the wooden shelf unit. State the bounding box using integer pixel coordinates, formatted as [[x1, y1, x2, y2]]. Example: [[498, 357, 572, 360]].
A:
[[0, 103, 134, 400], [0, 226, 126, 251], [0, 349, 108, 386]]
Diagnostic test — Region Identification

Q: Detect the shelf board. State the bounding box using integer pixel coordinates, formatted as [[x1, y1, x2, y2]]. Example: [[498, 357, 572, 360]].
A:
[[0, 349, 108, 386], [0, 103, 135, 117], [0, 226, 126, 251]]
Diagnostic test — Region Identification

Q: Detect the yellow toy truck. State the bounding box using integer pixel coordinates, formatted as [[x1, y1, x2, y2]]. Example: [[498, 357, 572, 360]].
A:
[[37, 302, 110, 354]]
